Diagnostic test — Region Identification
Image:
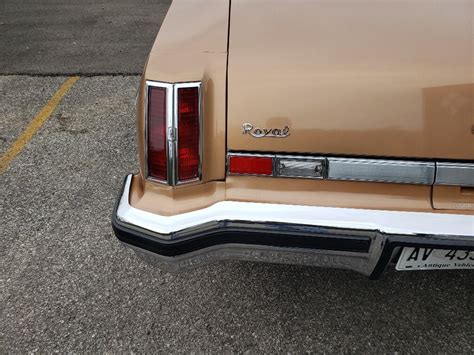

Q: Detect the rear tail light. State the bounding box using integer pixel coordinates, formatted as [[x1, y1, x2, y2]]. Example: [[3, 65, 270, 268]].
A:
[[147, 86, 167, 181], [228, 155, 274, 175], [145, 81, 201, 186], [177, 87, 200, 181]]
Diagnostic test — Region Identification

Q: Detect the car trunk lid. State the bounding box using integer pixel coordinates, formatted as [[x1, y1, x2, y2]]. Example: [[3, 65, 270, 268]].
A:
[[227, 0, 473, 160]]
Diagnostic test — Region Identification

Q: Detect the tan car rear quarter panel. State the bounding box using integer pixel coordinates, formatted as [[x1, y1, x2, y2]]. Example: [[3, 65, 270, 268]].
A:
[[138, 0, 229, 184]]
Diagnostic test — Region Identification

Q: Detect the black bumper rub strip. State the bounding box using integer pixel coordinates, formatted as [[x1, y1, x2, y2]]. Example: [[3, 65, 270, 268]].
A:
[[113, 216, 372, 257], [111, 175, 372, 256]]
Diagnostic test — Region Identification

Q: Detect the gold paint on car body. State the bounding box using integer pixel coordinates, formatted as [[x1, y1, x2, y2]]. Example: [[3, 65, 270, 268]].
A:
[[133, 0, 474, 216], [433, 186, 474, 211], [228, 0, 473, 159], [130, 173, 473, 216]]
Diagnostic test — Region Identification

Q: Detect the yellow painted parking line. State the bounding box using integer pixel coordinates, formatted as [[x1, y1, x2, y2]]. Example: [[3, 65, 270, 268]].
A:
[[0, 76, 80, 174]]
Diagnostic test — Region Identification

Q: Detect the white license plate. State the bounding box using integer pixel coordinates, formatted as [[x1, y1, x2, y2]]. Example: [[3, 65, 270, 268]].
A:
[[396, 247, 474, 271]]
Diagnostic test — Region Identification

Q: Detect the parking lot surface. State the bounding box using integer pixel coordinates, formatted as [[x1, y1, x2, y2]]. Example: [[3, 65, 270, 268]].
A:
[[1, 1, 473, 353], [0, 0, 171, 75]]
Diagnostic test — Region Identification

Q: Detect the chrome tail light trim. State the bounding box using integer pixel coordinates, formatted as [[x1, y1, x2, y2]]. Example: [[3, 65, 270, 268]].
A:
[[144, 81, 174, 184], [173, 82, 203, 185], [145, 80, 202, 186]]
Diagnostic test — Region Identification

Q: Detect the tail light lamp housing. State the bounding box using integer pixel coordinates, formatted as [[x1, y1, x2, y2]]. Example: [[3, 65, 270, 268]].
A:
[[145, 81, 202, 186]]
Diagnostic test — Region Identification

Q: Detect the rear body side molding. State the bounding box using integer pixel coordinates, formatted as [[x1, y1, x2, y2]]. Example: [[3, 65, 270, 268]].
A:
[[227, 152, 474, 187]]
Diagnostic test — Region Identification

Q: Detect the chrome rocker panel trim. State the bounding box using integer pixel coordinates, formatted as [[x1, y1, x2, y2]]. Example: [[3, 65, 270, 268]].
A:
[[113, 174, 474, 278]]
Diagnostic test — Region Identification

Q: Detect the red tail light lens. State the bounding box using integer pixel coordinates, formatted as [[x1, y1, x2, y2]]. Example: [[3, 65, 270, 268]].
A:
[[228, 155, 274, 175], [147, 86, 167, 180], [145, 81, 201, 185], [177, 87, 200, 181]]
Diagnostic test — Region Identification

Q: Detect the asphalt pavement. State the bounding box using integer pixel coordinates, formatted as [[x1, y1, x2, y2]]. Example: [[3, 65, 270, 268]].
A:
[[0, 0, 171, 75], [1, 1, 473, 353]]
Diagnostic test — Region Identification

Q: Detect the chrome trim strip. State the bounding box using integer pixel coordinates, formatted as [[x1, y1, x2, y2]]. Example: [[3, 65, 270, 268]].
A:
[[127, 243, 379, 276], [435, 163, 474, 187], [145, 80, 202, 186], [227, 152, 442, 185], [327, 158, 435, 185], [117, 175, 474, 238]]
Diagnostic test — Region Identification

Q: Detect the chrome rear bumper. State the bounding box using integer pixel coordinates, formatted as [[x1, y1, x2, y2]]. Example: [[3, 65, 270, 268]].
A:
[[112, 174, 474, 278]]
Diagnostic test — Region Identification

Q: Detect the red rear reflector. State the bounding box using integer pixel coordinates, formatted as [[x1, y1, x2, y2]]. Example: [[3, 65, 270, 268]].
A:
[[147, 86, 167, 180], [177, 87, 200, 181], [228, 156, 274, 176]]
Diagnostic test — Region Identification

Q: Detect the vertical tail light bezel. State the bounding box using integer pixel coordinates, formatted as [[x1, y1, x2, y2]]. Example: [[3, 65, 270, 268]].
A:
[[174, 82, 202, 185], [144, 80, 202, 186], [145, 81, 173, 184]]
